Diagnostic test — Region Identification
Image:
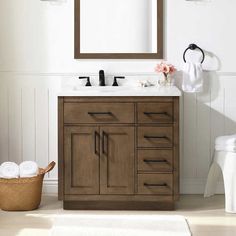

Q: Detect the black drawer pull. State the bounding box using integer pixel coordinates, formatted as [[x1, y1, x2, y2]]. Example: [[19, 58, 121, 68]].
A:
[[144, 135, 168, 140], [88, 112, 112, 115], [144, 183, 167, 187], [144, 112, 168, 115], [102, 131, 108, 155], [94, 131, 99, 156], [143, 159, 167, 163]]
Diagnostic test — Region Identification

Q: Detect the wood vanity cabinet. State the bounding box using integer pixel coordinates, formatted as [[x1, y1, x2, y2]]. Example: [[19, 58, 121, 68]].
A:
[[58, 96, 179, 210]]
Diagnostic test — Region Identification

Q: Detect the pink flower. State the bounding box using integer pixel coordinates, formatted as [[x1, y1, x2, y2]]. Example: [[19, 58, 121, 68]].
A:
[[154, 62, 176, 75], [162, 64, 170, 74], [168, 65, 176, 74], [154, 63, 163, 73]]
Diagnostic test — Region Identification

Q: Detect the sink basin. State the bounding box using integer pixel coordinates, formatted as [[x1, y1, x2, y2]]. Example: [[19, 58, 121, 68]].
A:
[[75, 86, 131, 93], [58, 86, 181, 97]]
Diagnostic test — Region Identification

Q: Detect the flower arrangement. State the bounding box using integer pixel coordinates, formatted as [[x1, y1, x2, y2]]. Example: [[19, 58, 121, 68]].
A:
[[155, 62, 176, 86]]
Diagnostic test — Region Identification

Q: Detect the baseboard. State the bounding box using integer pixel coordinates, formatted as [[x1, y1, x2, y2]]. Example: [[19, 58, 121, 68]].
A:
[[42, 178, 225, 195]]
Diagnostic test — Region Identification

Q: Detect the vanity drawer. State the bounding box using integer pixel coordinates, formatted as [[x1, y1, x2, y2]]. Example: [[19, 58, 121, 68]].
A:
[[64, 103, 134, 124], [138, 150, 173, 172], [137, 126, 173, 148], [137, 103, 173, 124], [137, 174, 173, 195]]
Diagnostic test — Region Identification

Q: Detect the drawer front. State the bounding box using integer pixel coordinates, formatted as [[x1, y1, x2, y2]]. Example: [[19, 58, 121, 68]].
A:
[[137, 126, 173, 148], [64, 103, 134, 124], [138, 150, 173, 172], [137, 103, 173, 124], [137, 174, 173, 195]]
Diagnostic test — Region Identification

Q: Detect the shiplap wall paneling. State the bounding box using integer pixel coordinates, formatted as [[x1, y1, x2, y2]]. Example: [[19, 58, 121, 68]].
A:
[[224, 77, 236, 136], [182, 93, 197, 179], [35, 88, 49, 169], [22, 88, 36, 162], [0, 87, 9, 163], [210, 76, 225, 162], [196, 91, 211, 179], [8, 87, 22, 164], [48, 88, 59, 179]]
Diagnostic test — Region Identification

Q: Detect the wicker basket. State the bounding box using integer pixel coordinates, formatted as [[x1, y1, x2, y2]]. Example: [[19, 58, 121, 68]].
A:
[[0, 161, 55, 211]]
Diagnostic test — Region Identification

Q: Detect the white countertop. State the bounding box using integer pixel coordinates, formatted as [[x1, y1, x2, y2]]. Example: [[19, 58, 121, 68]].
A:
[[58, 86, 181, 97]]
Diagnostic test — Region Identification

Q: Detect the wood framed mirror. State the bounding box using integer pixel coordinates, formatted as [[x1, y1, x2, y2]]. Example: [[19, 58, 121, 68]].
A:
[[74, 0, 163, 59]]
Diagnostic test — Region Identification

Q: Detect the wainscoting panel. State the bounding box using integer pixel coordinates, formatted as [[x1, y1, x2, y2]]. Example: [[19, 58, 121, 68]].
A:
[[35, 88, 49, 169], [196, 91, 211, 179], [0, 87, 8, 163], [0, 73, 61, 184], [22, 88, 35, 162], [8, 87, 22, 164], [182, 93, 197, 179], [0, 72, 236, 194]]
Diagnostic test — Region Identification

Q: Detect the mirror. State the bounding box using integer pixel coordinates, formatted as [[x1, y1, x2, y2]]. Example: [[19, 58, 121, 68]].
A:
[[74, 0, 163, 59]]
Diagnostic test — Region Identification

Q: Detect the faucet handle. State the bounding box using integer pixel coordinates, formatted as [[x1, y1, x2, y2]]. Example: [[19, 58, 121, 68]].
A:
[[112, 76, 125, 86], [79, 76, 92, 86]]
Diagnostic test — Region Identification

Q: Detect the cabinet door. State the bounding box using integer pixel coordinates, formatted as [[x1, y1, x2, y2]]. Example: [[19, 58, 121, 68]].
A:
[[64, 126, 100, 194], [100, 126, 135, 194]]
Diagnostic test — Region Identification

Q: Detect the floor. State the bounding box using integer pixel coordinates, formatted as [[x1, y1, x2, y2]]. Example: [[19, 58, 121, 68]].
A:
[[0, 195, 235, 236]]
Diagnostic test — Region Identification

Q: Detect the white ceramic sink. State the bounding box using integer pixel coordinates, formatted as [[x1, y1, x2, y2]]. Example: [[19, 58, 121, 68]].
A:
[[58, 86, 181, 97]]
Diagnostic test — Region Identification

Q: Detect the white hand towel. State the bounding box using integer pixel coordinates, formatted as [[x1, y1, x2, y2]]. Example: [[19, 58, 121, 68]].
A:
[[19, 161, 38, 178], [182, 62, 203, 93], [0, 162, 19, 179], [215, 134, 236, 146]]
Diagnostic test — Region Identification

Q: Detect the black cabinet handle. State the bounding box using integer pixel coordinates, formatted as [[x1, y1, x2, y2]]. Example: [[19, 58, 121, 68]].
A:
[[144, 183, 167, 187], [102, 131, 105, 154], [94, 131, 99, 156], [144, 112, 168, 115], [143, 159, 167, 163], [102, 131, 108, 155], [144, 135, 168, 140], [88, 112, 112, 116]]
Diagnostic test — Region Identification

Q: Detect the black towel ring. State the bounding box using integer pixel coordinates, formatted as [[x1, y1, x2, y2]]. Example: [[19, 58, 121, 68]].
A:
[[183, 43, 205, 64]]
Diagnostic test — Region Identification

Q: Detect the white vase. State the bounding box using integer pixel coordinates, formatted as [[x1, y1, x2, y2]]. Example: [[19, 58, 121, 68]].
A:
[[158, 74, 172, 87]]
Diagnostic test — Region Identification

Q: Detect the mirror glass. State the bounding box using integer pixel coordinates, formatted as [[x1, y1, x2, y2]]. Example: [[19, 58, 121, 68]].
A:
[[75, 0, 163, 59]]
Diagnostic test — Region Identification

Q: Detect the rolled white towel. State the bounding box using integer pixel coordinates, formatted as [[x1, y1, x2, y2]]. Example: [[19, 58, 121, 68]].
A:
[[0, 162, 19, 179], [215, 134, 236, 146], [215, 145, 236, 153], [19, 161, 38, 178]]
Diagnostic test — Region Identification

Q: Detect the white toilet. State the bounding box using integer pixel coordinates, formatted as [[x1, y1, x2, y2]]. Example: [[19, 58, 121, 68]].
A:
[[204, 135, 236, 213]]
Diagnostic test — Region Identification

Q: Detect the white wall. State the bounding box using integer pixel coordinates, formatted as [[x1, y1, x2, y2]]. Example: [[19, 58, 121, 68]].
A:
[[0, 0, 236, 194]]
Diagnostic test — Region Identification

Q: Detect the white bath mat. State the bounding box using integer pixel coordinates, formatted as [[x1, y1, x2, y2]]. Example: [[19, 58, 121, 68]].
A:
[[51, 214, 191, 236]]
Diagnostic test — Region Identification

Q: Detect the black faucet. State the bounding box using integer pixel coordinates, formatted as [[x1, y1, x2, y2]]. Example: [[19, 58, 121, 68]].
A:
[[99, 70, 105, 86]]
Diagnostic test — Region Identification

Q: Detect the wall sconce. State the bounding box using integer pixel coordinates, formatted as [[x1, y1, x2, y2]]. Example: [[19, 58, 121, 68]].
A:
[[40, 0, 67, 2]]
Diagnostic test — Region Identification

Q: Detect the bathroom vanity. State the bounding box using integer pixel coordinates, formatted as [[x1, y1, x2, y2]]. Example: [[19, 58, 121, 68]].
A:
[[58, 87, 181, 210]]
